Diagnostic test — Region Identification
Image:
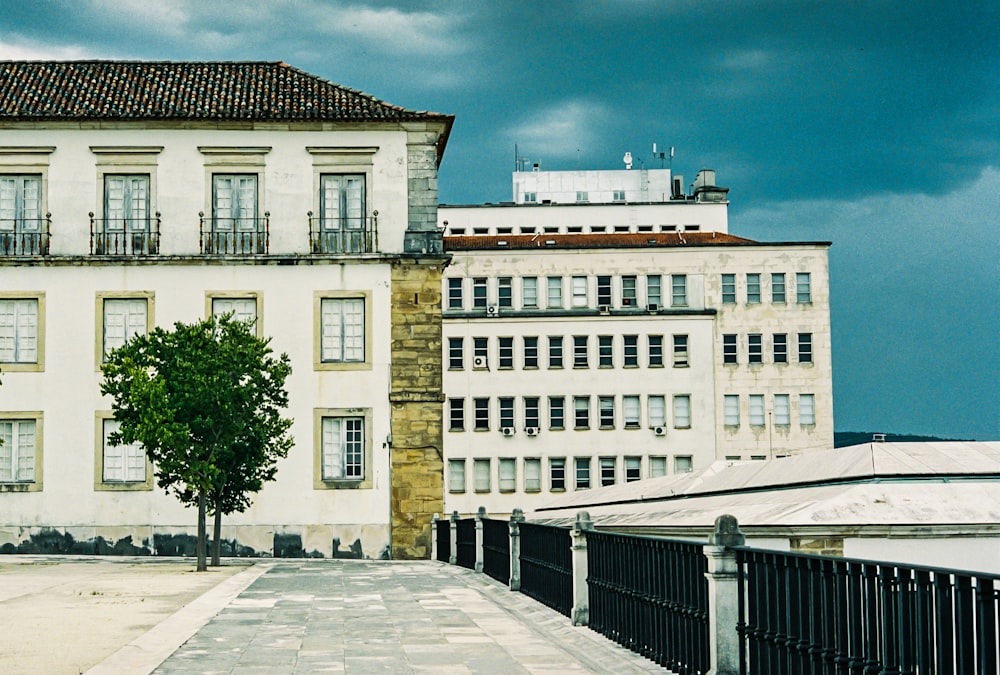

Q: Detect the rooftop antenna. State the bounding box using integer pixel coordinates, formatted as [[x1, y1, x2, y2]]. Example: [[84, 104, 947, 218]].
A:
[[652, 142, 674, 171]]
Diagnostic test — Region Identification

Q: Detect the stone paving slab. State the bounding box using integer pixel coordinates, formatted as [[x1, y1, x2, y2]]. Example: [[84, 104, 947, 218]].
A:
[[152, 560, 669, 674]]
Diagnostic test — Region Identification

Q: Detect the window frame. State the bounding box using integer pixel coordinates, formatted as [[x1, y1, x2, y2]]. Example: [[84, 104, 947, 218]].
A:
[[498, 336, 514, 369], [498, 458, 516, 493], [522, 277, 538, 309], [625, 456, 642, 482], [598, 335, 614, 368], [798, 333, 814, 364], [473, 398, 490, 431], [448, 458, 466, 493], [748, 333, 763, 364], [575, 457, 591, 489], [773, 333, 788, 364], [599, 457, 616, 486], [548, 335, 564, 369], [796, 272, 812, 304], [524, 458, 541, 493], [573, 335, 589, 368], [524, 397, 540, 429], [673, 334, 689, 367], [0, 411, 43, 492], [95, 291, 154, 369], [314, 408, 373, 489], [623, 335, 639, 367], [472, 278, 488, 309], [0, 292, 45, 372], [648, 395, 666, 428], [723, 333, 738, 365], [473, 337, 489, 369], [673, 394, 692, 429], [671, 274, 688, 307], [623, 395, 641, 429], [724, 395, 740, 427], [547, 276, 563, 308], [774, 394, 791, 427], [646, 275, 662, 308], [746, 273, 761, 304], [800, 394, 816, 426], [771, 273, 786, 303], [721, 273, 736, 304], [206, 291, 262, 337], [94, 412, 153, 491], [549, 396, 565, 430], [749, 394, 766, 427], [447, 278, 464, 310], [598, 395, 616, 429], [497, 277, 513, 308], [523, 336, 539, 369], [314, 291, 372, 371], [550, 458, 566, 491], [571, 276, 588, 308], [648, 334, 664, 367], [574, 395, 591, 429], [448, 398, 465, 432], [473, 458, 491, 492], [621, 275, 637, 307], [448, 337, 464, 370]]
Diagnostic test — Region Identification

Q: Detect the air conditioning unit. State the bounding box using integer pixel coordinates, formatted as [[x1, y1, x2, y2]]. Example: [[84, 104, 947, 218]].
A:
[[598, 305, 611, 315], [472, 356, 487, 369], [647, 303, 660, 313], [486, 305, 499, 316], [501, 427, 515, 437], [525, 427, 539, 437], [653, 426, 667, 436]]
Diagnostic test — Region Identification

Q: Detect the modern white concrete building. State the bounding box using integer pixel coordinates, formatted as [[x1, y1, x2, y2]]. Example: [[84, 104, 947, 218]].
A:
[[0, 61, 452, 559], [440, 168, 833, 516]]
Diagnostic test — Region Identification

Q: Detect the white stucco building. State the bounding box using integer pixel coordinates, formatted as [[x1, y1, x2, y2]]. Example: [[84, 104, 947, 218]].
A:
[[0, 61, 452, 559], [440, 168, 833, 516]]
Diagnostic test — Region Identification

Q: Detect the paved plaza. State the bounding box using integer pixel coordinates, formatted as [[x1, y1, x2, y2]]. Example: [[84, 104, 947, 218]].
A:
[[1, 557, 666, 674]]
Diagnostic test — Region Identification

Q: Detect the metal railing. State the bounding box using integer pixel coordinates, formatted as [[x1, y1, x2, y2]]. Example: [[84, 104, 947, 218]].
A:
[[589, 530, 710, 674], [455, 518, 476, 570], [199, 213, 270, 254], [737, 547, 1000, 675], [435, 517, 450, 563], [308, 212, 378, 253], [482, 517, 510, 586], [0, 216, 51, 255], [519, 521, 573, 617], [89, 213, 161, 255]]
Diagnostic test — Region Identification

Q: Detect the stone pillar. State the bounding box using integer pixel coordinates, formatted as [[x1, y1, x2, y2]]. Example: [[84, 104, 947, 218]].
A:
[[705, 514, 746, 675], [431, 513, 439, 561], [508, 508, 525, 591], [448, 510, 459, 565], [571, 511, 594, 626], [475, 506, 485, 573]]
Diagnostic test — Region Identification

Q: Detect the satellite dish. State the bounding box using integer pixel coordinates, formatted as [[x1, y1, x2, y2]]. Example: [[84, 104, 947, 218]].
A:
[[623, 151, 633, 170]]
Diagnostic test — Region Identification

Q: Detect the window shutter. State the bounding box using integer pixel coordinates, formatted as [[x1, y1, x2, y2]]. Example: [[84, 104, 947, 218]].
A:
[[321, 300, 343, 361], [105, 176, 126, 228], [0, 422, 12, 481], [0, 301, 15, 362], [322, 417, 344, 480], [16, 300, 37, 362], [16, 421, 35, 481], [0, 178, 15, 223], [104, 301, 127, 353]]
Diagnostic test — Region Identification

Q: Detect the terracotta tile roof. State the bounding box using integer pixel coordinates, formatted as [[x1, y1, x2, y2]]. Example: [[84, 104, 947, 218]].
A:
[[444, 231, 758, 251], [0, 61, 453, 125]]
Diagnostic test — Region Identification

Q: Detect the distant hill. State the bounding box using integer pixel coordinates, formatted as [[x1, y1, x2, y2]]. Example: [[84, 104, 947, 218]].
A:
[[834, 431, 970, 448]]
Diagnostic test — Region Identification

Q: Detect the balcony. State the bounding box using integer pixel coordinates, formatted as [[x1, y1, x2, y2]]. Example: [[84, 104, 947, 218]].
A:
[[0, 216, 51, 255], [90, 213, 161, 255], [308, 211, 378, 254], [200, 212, 269, 255]]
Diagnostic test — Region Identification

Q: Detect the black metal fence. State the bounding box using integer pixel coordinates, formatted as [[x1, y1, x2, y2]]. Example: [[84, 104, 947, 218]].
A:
[[308, 214, 378, 253], [482, 517, 510, 586], [518, 521, 573, 617], [455, 518, 476, 570], [435, 517, 450, 563], [588, 530, 710, 674], [737, 547, 1000, 675], [199, 214, 270, 254], [90, 215, 161, 255], [0, 218, 50, 255]]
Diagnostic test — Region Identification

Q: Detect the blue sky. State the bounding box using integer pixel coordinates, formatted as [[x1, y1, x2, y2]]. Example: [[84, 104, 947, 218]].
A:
[[2, 0, 997, 439]]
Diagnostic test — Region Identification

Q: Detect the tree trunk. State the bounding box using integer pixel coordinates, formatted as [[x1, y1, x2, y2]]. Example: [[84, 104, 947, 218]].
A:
[[211, 506, 222, 567], [196, 491, 207, 572]]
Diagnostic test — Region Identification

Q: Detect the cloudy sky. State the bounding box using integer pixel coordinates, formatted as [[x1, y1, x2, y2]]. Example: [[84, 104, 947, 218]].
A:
[[2, 1, 997, 439]]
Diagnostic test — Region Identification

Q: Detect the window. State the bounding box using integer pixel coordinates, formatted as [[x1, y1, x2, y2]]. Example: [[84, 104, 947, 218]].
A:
[[774, 394, 791, 426], [549, 396, 565, 430], [771, 273, 786, 303], [474, 398, 489, 430], [600, 457, 616, 486], [724, 395, 740, 426], [473, 278, 487, 309], [211, 174, 261, 254], [798, 333, 813, 363], [598, 335, 614, 367], [613, 190, 626, 202], [621, 276, 637, 307], [0, 297, 40, 368], [448, 398, 464, 431], [671, 275, 687, 307], [498, 458, 516, 492], [675, 456, 693, 474], [650, 456, 667, 478], [448, 337, 464, 369], [625, 457, 641, 482], [101, 418, 146, 484], [211, 296, 257, 328], [447, 278, 463, 309], [576, 191, 589, 202], [623, 335, 638, 367], [550, 458, 566, 491], [0, 175, 43, 255], [574, 396, 590, 429], [796, 273, 812, 303], [547, 277, 563, 308], [499, 397, 515, 429], [673, 335, 689, 367], [498, 337, 514, 369], [599, 396, 615, 428], [473, 337, 488, 369], [498, 277, 513, 308], [548, 336, 563, 368], [623, 396, 640, 428], [524, 458, 541, 492], [524, 397, 540, 428], [597, 276, 612, 306], [647, 275, 662, 308], [474, 459, 490, 492], [448, 459, 466, 493], [523, 336, 538, 368], [748, 334, 763, 364], [100, 175, 153, 254], [575, 457, 591, 489], [648, 335, 664, 367], [571, 276, 588, 307], [0, 418, 37, 485], [573, 335, 589, 368], [524, 191, 537, 203], [320, 416, 366, 483], [773, 334, 788, 364], [800, 394, 816, 426], [721, 274, 736, 304], [101, 296, 149, 362], [723, 334, 738, 364], [746, 274, 761, 304], [749, 395, 765, 426], [522, 277, 538, 308], [319, 297, 365, 364], [673, 395, 691, 429], [318, 174, 366, 252], [649, 395, 666, 427]]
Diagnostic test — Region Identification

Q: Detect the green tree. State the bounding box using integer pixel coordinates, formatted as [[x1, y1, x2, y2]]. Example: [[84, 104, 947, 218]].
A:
[[101, 315, 293, 571]]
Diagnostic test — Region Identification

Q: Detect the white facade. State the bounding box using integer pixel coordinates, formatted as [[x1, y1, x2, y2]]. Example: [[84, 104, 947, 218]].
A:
[[512, 166, 677, 204]]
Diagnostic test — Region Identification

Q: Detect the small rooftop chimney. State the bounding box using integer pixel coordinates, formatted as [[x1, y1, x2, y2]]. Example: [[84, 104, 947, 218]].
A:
[[872, 433, 887, 443]]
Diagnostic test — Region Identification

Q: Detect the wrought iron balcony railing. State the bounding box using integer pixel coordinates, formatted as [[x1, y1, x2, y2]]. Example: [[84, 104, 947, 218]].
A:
[[308, 211, 378, 254], [199, 212, 270, 255], [0, 216, 51, 256], [89, 213, 161, 255]]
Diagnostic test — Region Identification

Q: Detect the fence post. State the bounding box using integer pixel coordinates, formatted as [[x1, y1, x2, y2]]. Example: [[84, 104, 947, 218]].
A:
[[449, 510, 459, 565], [431, 513, 439, 561], [705, 514, 745, 675], [475, 506, 486, 573], [571, 510, 594, 626], [509, 508, 525, 591]]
